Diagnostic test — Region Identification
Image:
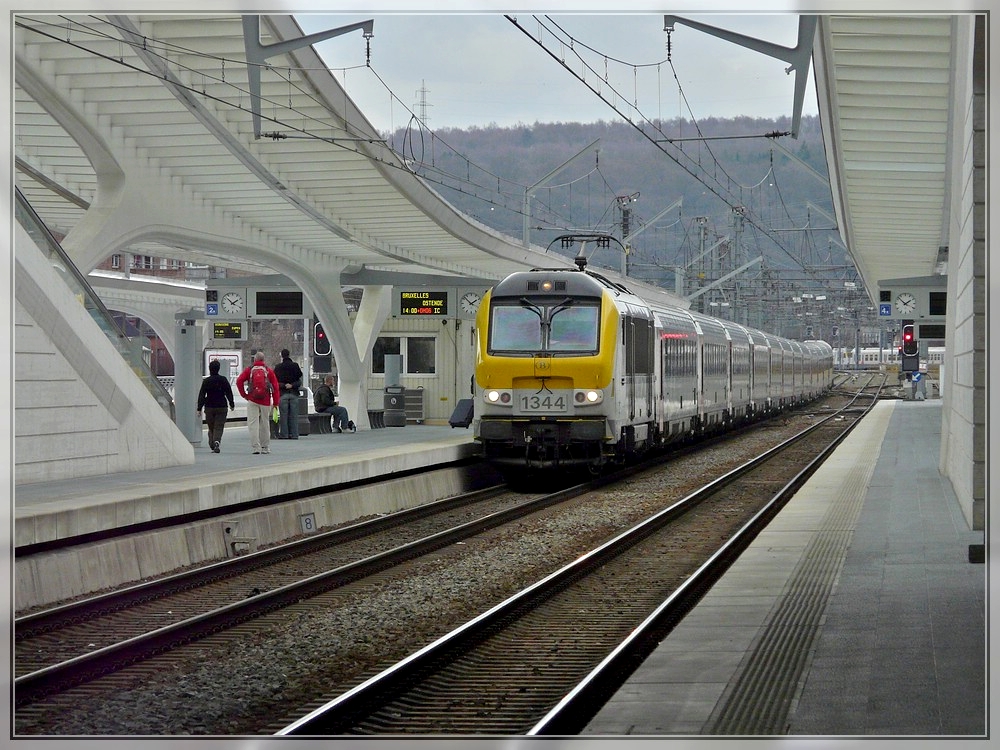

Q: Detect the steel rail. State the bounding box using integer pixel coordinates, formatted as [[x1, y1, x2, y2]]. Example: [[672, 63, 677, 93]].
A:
[[14, 481, 594, 705], [276, 380, 882, 735], [530, 377, 884, 734], [15, 482, 508, 638]]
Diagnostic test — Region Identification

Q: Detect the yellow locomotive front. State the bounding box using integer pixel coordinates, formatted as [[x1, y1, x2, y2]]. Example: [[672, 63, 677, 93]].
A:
[[474, 269, 619, 471]]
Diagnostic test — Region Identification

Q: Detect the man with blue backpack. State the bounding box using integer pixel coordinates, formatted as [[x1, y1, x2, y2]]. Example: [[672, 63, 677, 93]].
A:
[[236, 351, 280, 454]]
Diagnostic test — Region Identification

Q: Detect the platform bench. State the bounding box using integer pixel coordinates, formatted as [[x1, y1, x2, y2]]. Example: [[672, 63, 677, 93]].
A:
[[307, 412, 334, 434]]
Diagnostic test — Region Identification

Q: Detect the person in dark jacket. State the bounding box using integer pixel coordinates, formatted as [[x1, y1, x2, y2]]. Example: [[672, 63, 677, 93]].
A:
[[273, 348, 304, 439], [314, 375, 355, 433], [197, 359, 236, 453]]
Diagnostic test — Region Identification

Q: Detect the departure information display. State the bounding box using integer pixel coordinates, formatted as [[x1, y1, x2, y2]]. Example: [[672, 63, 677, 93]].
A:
[[212, 321, 246, 340], [400, 290, 448, 315]]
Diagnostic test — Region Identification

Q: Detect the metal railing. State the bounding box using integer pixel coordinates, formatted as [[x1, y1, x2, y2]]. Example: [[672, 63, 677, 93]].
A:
[[15, 187, 175, 421]]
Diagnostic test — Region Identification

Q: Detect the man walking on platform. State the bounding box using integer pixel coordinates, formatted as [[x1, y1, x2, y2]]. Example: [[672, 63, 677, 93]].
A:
[[197, 358, 235, 453], [274, 348, 304, 439], [236, 351, 280, 454]]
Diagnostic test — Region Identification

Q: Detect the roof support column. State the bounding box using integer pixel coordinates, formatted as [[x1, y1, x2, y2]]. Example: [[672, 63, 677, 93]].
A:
[[349, 286, 394, 426], [296, 274, 391, 430]]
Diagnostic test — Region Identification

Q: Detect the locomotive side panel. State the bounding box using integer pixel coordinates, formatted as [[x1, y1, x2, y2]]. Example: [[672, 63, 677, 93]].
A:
[[614, 301, 657, 453]]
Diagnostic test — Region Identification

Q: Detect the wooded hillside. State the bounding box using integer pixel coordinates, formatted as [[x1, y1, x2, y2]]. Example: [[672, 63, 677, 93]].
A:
[[387, 114, 841, 287]]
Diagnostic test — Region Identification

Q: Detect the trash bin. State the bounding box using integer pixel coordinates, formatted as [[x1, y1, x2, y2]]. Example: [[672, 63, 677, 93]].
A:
[[270, 388, 311, 437], [297, 388, 311, 435], [384, 385, 406, 427]]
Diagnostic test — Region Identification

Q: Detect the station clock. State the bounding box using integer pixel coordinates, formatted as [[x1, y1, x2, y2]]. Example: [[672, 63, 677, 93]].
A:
[[221, 291, 245, 315], [460, 291, 481, 314], [894, 292, 916, 315]]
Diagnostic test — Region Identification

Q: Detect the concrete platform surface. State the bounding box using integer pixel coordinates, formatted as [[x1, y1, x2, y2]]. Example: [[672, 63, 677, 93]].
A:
[[14, 423, 484, 609], [583, 400, 986, 738], [15, 422, 479, 548]]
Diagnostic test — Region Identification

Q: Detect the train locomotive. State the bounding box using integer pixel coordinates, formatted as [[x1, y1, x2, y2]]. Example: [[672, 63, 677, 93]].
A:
[[473, 257, 834, 472]]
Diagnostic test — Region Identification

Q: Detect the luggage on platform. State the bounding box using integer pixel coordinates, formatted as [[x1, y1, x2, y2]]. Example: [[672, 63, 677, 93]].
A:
[[449, 398, 475, 428]]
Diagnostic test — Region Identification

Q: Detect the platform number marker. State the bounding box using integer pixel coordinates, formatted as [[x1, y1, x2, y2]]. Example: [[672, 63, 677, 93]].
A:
[[299, 512, 317, 535]]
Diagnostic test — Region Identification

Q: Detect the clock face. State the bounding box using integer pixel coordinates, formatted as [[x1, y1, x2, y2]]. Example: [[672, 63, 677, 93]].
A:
[[895, 292, 916, 315], [460, 292, 481, 314], [221, 291, 244, 315]]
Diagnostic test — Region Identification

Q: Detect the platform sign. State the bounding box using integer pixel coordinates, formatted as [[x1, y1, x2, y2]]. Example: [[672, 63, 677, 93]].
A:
[[206, 302, 219, 316], [879, 303, 892, 317], [204, 349, 242, 377]]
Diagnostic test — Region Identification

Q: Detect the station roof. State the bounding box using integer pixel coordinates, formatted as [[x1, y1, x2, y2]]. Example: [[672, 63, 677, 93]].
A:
[[814, 15, 962, 291], [14, 13, 966, 302], [14, 14, 577, 285]]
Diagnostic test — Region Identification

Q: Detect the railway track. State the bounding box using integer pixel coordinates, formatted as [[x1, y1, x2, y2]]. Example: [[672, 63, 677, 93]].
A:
[[277, 378, 883, 735], [15, 376, 881, 735], [15, 482, 584, 700]]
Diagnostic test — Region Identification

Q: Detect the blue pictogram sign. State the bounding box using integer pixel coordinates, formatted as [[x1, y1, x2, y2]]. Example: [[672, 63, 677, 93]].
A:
[[879, 303, 892, 316], [206, 303, 219, 316]]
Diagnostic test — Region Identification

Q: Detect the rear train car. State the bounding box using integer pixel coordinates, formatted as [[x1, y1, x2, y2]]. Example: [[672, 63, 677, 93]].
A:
[[473, 265, 833, 472]]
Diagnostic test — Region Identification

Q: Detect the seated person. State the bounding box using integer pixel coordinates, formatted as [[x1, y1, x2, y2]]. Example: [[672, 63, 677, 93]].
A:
[[313, 375, 356, 433]]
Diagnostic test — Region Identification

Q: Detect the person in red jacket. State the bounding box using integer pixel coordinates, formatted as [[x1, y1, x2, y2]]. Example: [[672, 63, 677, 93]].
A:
[[236, 351, 280, 454]]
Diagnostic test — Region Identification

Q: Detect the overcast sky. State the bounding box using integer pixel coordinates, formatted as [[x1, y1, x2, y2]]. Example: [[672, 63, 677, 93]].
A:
[[297, 12, 819, 133]]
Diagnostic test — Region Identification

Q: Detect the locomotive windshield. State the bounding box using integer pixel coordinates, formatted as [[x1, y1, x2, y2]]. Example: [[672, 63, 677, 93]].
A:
[[489, 298, 600, 353]]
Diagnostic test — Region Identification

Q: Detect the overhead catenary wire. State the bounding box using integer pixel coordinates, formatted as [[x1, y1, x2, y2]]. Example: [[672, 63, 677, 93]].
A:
[[506, 14, 828, 282]]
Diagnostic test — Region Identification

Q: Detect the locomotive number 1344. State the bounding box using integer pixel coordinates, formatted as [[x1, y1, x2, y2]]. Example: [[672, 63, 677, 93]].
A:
[[517, 392, 568, 413]]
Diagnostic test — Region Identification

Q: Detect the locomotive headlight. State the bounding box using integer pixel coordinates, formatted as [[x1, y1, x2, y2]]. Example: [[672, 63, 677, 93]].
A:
[[574, 389, 603, 405], [485, 389, 512, 405]]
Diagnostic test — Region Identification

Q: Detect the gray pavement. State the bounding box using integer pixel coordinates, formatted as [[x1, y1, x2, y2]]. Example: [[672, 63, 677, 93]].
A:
[[583, 400, 986, 737]]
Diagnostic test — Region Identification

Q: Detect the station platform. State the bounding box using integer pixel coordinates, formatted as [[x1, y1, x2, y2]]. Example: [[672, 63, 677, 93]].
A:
[[14, 421, 485, 609], [15, 420, 480, 549], [584, 399, 987, 737]]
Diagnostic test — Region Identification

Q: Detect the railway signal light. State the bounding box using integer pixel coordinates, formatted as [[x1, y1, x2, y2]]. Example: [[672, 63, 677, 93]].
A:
[[901, 321, 917, 356], [314, 322, 331, 355]]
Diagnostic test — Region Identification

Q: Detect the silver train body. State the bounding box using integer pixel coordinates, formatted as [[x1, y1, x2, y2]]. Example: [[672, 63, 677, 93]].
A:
[[473, 266, 834, 470], [835, 346, 945, 370]]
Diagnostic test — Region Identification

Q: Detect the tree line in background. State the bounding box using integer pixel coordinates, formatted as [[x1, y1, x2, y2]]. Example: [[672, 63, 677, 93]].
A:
[[390, 114, 840, 284]]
